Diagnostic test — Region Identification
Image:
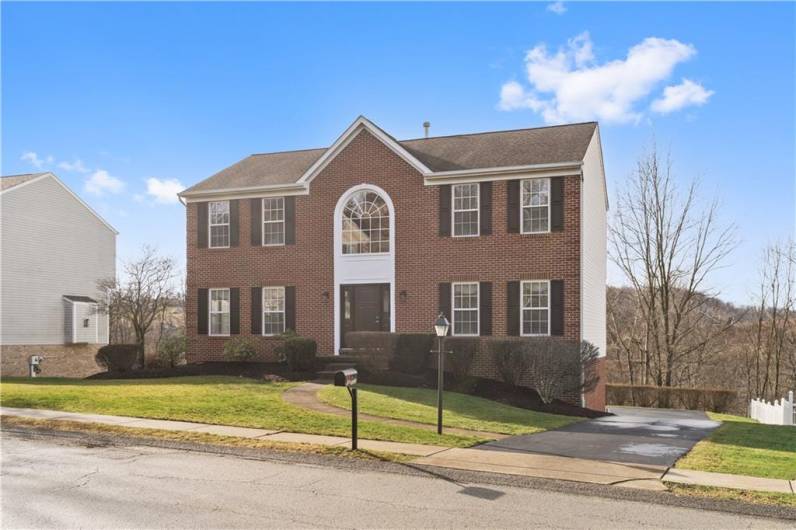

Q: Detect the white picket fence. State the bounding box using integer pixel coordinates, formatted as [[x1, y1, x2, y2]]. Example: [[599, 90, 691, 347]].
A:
[[749, 391, 794, 426]]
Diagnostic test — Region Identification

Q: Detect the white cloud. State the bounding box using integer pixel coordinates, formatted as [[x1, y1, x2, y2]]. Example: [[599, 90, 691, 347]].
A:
[[145, 177, 184, 204], [547, 1, 566, 15], [58, 158, 90, 173], [20, 151, 53, 169], [651, 78, 714, 114], [85, 170, 125, 196], [499, 32, 706, 124]]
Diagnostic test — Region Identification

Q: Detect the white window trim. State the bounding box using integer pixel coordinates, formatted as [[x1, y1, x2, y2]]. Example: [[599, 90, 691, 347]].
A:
[[451, 281, 480, 337], [520, 178, 551, 235], [451, 183, 480, 238], [209, 288, 231, 337], [520, 280, 551, 337], [208, 201, 231, 249], [261, 286, 286, 337], [341, 191, 391, 256], [261, 197, 286, 247]]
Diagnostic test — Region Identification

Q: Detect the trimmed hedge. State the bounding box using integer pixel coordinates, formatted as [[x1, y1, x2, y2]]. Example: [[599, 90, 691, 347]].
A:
[[391, 333, 434, 375], [346, 331, 397, 371], [606, 384, 737, 413], [96, 344, 138, 372], [444, 337, 479, 390], [281, 336, 317, 372], [223, 337, 257, 361]]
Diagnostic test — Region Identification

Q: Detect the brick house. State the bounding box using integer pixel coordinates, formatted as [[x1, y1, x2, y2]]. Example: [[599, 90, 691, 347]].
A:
[[180, 117, 607, 409]]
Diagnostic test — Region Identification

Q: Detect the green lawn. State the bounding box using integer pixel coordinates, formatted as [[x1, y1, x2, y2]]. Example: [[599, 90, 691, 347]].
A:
[[0, 376, 481, 447], [676, 413, 796, 480], [318, 384, 579, 435]]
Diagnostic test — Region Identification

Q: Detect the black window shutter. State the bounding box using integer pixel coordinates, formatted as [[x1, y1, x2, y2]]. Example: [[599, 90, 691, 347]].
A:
[[438, 283, 451, 334], [551, 280, 564, 336], [250, 198, 262, 246], [438, 185, 451, 237], [551, 178, 565, 231], [480, 182, 492, 235], [230, 288, 240, 335], [250, 287, 262, 335], [507, 281, 520, 336], [480, 282, 493, 336], [285, 286, 296, 332], [197, 203, 208, 248], [285, 196, 296, 245], [229, 200, 240, 247], [197, 288, 208, 335], [507, 180, 520, 233]]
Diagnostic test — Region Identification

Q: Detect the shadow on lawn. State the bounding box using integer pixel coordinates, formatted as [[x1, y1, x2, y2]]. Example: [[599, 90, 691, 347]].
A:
[[709, 419, 796, 453], [1, 375, 286, 387]]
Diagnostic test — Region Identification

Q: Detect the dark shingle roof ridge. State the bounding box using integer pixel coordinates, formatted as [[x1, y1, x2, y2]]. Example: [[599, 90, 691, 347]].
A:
[[249, 146, 328, 157], [400, 121, 598, 143]]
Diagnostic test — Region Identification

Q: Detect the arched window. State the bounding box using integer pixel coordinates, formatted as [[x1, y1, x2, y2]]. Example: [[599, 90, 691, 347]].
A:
[[342, 190, 390, 254]]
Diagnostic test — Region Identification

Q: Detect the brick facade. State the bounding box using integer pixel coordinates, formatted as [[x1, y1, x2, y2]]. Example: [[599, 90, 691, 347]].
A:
[[186, 129, 603, 408]]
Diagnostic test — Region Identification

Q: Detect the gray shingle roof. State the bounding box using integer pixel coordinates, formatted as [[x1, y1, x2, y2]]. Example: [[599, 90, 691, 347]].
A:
[[63, 295, 98, 303], [183, 122, 596, 194], [1, 173, 47, 191]]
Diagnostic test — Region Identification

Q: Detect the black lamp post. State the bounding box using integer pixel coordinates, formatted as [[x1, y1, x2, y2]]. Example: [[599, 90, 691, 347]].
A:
[[434, 313, 450, 435]]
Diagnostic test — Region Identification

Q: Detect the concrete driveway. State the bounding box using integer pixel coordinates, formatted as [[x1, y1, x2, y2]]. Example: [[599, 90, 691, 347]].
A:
[[482, 407, 721, 467]]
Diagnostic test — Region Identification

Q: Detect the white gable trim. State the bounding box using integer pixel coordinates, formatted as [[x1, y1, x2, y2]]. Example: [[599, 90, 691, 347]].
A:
[[297, 116, 432, 184], [2, 172, 119, 234]]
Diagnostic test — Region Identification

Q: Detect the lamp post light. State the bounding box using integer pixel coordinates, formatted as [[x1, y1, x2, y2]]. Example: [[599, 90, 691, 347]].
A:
[[434, 313, 450, 435]]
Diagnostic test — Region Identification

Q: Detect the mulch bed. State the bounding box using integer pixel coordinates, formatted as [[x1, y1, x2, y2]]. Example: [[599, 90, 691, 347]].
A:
[[86, 362, 315, 382], [359, 369, 610, 419]]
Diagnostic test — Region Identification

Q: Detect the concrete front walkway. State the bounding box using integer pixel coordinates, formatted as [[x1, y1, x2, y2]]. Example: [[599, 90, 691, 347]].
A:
[[283, 382, 509, 440], [2, 406, 792, 495]]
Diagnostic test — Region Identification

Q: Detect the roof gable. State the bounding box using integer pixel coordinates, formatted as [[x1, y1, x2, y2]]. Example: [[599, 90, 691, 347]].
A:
[[1, 172, 118, 235], [297, 116, 432, 184]]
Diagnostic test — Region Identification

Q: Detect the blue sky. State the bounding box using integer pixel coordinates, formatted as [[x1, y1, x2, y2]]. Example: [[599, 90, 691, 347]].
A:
[[3, 2, 794, 304]]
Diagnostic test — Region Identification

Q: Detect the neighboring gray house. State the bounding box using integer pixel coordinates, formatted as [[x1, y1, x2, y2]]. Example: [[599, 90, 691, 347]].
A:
[[0, 172, 117, 377]]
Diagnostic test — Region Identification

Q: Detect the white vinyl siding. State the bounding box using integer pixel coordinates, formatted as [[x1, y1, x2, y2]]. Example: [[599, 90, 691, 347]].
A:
[[521, 280, 550, 336], [209, 288, 231, 336], [262, 286, 286, 336], [0, 175, 115, 345], [452, 282, 479, 336], [452, 183, 479, 237], [208, 201, 230, 248], [521, 178, 550, 234], [262, 198, 285, 246]]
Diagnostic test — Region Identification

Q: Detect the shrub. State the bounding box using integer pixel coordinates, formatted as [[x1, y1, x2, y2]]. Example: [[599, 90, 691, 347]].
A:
[[391, 333, 434, 375], [346, 331, 397, 371], [283, 336, 317, 372], [444, 337, 478, 390], [525, 339, 600, 404], [488, 339, 530, 387], [158, 334, 186, 368], [96, 344, 138, 372], [223, 336, 257, 361]]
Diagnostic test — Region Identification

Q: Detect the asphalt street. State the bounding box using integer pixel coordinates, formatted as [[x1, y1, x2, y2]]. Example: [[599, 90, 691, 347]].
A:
[[0, 431, 789, 529]]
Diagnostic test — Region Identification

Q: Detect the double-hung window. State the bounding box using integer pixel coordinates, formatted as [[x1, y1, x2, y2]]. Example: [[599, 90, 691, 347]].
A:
[[521, 280, 550, 336], [262, 198, 285, 246], [209, 288, 230, 336], [521, 178, 550, 234], [262, 286, 286, 336], [452, 282, 479, 336], [452, 183, 479, 237], [209, 201, 230, 248]]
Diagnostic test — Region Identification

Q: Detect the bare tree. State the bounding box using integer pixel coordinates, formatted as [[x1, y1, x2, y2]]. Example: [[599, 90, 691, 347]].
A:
[[609, 146, 738, 390], [98, 246, 178, 368], [744, 240, 795, 400]]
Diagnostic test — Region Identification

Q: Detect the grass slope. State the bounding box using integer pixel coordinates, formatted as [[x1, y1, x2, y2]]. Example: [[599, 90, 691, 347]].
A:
[[0, 376, 480, 447], [676, 413, 796, 480], [318, 383, 579, 435]]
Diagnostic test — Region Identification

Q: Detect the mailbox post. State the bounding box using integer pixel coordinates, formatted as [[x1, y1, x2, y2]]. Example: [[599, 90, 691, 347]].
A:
[[334, 368, 358, 450]]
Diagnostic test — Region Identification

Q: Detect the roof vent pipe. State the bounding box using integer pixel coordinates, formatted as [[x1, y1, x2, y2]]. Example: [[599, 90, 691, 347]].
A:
[[423, 121, 431, 138]]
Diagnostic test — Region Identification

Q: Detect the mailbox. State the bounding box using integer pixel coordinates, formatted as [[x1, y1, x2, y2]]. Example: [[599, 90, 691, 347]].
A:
[[334, 368, 358, 449], [334, 368, 357, 388]]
